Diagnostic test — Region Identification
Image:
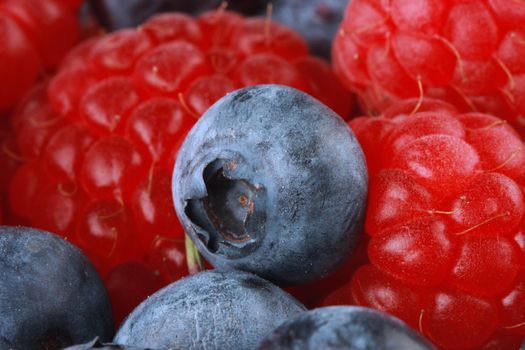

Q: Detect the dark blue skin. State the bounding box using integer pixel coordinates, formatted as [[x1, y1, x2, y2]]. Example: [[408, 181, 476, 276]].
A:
[[172, 84, 367, 285], [114, 269, 306, 350], [256, 306, 437, 350], [268, 0, 349, 59], [88, 0, 266, 30], [0, 226, 113, 349]]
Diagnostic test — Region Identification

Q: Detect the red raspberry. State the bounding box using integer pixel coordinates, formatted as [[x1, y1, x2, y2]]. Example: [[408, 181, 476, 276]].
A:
[[0, 115, 21, 224], [7, 10, 351, 324], [333, 0, 525, 135], [326, 98, 525, 349], [0, 0, 82, 112]]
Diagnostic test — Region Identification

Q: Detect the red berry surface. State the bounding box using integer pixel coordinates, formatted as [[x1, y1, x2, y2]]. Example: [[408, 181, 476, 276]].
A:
[[328, 98, 525, 350], [333, 0, 525, 135], [0, 115, 21, 225], [6, 10, 351, 323], [0, 0, 82, 112]]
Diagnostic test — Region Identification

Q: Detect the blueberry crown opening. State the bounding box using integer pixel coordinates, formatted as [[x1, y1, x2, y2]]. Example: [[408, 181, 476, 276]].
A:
[[185, 159, 257, 253]]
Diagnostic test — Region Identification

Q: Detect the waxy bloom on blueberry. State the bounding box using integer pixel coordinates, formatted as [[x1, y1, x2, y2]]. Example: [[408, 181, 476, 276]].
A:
[[173, 84, 367, 285]]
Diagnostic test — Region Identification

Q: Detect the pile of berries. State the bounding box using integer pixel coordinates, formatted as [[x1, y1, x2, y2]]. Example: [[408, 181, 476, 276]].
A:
[[2, 0, 525, 349], [0, 88, 425, 350], [5, 8, 350, 323]]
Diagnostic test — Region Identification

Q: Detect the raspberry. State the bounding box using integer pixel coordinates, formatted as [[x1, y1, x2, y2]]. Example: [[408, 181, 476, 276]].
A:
[[326, 98, 525, 349], [333, 0, 525, 135], [105, 261, 166, 326], [0, 0, 82, 112], [7, 10, 351, 323], [0, 116, 21, 224]]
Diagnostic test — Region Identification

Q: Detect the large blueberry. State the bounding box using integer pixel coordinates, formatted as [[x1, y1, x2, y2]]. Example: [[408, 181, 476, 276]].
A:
[[268, 0, 349, 59], [172, 84, 367, 285], [256, 306, 437, 350], [114, 269, 305, 350], [0, 226, 113, 349]]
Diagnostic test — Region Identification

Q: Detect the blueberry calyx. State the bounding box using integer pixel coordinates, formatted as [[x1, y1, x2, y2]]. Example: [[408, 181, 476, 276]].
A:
[[184, 157, 266, 257]]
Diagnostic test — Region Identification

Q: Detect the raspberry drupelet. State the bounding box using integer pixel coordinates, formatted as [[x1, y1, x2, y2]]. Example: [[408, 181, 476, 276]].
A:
[[6, 9, 351, 324], [333, 0, 525, 135], [326, 98, 525, 350], [0, 0, 83, 112]]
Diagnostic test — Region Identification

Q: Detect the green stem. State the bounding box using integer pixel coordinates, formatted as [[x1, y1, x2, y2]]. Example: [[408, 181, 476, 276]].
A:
[[185, 234, 204, 275]]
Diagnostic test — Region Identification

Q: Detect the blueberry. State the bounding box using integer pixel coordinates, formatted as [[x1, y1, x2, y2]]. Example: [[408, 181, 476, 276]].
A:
[[0, 226, 113, 349], [164, 0, 266, 15], [114, 269, 305, 349], [64, 338, 149, 350], [172, 84, 367, 285], [256, 306, 437, 350], [268, 0, 349, 59], [89, 0, 165, 30], [89, 0, 266, 31]]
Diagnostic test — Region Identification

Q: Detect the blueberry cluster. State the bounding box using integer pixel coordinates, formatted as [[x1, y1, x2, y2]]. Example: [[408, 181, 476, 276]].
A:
[[2, 85, 435, 349]]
